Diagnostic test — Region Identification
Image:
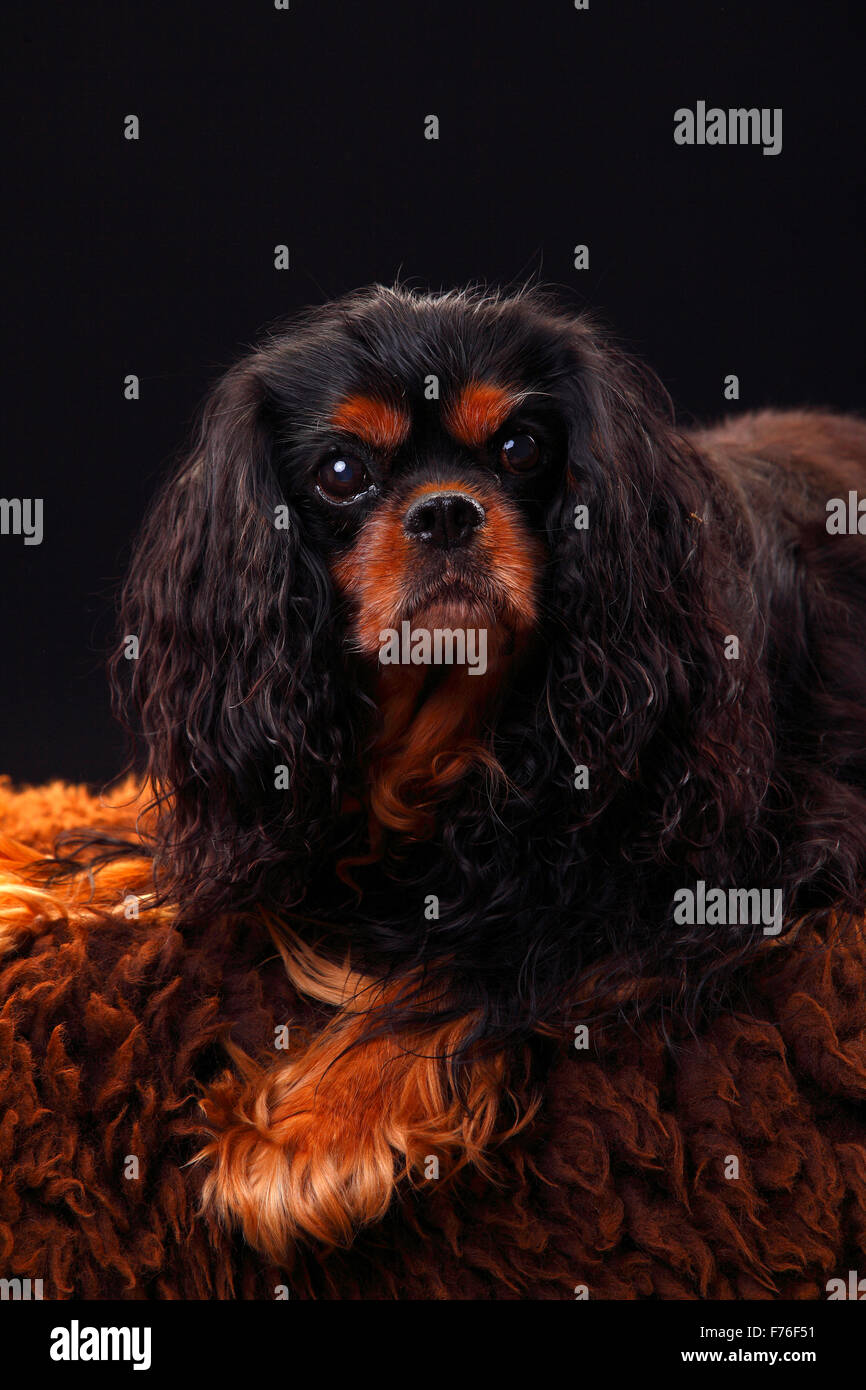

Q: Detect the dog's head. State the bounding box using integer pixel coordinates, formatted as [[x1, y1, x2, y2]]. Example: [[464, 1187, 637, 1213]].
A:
[[115, 285, 771, 1018]]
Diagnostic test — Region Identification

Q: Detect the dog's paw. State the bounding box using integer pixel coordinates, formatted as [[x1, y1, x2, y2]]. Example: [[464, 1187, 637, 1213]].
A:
[[194, 1018, 516, 1263]]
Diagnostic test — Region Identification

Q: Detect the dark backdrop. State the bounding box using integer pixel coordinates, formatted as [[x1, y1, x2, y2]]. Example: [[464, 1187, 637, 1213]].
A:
[[3, 0, 863, 784]]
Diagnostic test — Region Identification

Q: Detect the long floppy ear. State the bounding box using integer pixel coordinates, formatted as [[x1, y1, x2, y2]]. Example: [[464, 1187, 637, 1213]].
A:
[[543, 322, 775, 885], [111, 356, 354, 919]]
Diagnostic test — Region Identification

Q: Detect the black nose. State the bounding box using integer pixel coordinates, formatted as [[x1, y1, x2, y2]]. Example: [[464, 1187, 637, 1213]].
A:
[[403, 491, 485, 549]]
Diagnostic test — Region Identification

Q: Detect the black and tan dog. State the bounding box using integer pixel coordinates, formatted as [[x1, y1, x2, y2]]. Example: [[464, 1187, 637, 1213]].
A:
[[2, 284, 866, 1287]]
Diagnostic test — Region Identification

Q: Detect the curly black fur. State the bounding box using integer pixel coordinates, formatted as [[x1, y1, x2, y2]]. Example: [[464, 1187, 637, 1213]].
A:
[[106, 284, 866, 1049]]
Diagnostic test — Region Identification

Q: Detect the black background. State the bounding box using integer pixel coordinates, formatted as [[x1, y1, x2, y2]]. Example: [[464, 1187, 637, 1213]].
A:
[[3, 0, 863, 784]]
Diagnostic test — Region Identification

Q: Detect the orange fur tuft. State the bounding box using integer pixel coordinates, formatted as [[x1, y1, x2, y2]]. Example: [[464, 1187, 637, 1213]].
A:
[[367, 661, 508, 837], [195, 920, 537, 1261], [445, 380, 523, 447], [331, 394, 410, 451]]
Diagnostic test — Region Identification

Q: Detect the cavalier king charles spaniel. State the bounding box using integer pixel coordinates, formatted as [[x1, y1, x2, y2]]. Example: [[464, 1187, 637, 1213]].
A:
[[99, 284, 866, 1262]]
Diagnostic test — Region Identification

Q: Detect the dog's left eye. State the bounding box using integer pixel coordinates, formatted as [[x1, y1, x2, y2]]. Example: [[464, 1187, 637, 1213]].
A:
[[500, 433, 540, 473], [316, 454, 372, 502]]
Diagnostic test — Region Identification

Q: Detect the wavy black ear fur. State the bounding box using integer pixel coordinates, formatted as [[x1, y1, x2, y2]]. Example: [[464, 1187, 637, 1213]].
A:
[[110, 355, 356, 920], [549, 323, 775, 869]]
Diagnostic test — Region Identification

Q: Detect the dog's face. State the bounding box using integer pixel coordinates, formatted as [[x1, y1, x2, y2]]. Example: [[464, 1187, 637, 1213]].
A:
[[326, 386, 545, 659], [262, 290, 576, 672]]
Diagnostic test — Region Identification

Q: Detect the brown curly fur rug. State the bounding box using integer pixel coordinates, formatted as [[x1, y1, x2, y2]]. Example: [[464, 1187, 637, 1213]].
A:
[[1, 776, 865, 1300]]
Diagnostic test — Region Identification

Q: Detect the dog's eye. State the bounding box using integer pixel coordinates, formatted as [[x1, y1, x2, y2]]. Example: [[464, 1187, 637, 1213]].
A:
[[500, 433, 540, 473], [316, 454, 371, 502]]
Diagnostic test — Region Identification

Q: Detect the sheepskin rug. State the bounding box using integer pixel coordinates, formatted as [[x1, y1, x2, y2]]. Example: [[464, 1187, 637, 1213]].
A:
[[1, 777, 864, 1299]]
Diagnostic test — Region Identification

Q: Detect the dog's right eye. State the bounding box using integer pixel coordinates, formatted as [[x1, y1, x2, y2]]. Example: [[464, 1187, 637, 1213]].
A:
[[316, 454, 372, 503]]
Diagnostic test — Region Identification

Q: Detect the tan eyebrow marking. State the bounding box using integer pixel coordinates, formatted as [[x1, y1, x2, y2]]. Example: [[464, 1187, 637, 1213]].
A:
[[330, 395, 411, 450], [445, 381, 524, 447]]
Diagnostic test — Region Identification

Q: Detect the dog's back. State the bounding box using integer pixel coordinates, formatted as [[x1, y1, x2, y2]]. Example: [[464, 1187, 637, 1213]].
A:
[[690, 408, 866, 519], [687, 408, 866, 834]]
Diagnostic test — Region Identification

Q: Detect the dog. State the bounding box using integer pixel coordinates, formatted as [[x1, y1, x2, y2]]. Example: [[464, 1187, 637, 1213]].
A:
[[5, 284, 866, 1275]]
